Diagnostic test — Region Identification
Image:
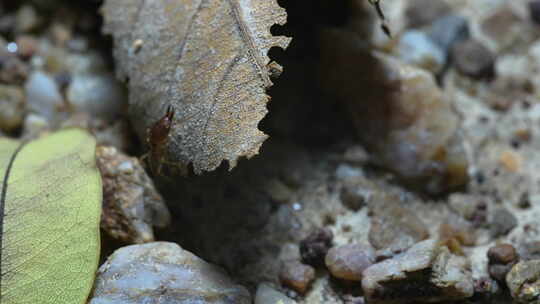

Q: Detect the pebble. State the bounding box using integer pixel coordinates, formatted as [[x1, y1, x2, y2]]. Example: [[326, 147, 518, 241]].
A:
[[15, 35, 38, 59], [489, 264, 514, 282], [438, 220, 476, 255], [96, 146, 171, 244], [279, 260, 316, 294], [452, 39, 496, 80], [488, 243, 519, 265], [255, 283, 297, 304], [300, 228, 333, 267], [405, 0, 451, 28], [506, 260, 540, 304], [0, 84, 25, 132], [428, 14, 469, 54], [368, 200, 429, 254], [15, 5, 40, 33], [335, 164, 364, 180], [499, 150, 522, 172], [340, 183, 371, 211], [319, 31, 469, 194], [67, 73, 126, 121], [22, 113, 49, 138], [362, 240, 474, 303], [490, 208, 518, 238], [481, 6, 525, 52], [342, 145, 369, 164], [25, 70, 64, 122], [396, 30, 445, 73], [519, 242, 540, 261], [530, 0, 540, 24], [89, 242, 252, 304], [325, 244, 375, 281], [0, 54, 29, 84], [265, 178, 294, 204]]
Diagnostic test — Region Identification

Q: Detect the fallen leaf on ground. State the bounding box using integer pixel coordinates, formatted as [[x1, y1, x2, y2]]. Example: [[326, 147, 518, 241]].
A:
[[102, 0, 291, 174], [0, 129, 102, 304]]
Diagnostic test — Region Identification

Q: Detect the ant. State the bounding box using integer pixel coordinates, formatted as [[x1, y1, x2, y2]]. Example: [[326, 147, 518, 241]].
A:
[[142, 105, 175, 176]]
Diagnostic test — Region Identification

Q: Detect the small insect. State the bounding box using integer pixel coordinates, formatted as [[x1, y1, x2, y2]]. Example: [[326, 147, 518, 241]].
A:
[[142, 105, 175, 176]]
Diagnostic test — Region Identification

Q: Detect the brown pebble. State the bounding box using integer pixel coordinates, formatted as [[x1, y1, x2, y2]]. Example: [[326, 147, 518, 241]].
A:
[[15, 35, 38, 59], [325, 244, 375, 281], [279, 260, 315, 294], [452, 39, 495, 80], [499, 151, 521, 172], [439, 222, 476, 247], [300, 228, 333, 267], [0, 54, 29, 85], [340, 185, 369, 211], [487, 243, 518, 265], [514, 129, 532, 143]]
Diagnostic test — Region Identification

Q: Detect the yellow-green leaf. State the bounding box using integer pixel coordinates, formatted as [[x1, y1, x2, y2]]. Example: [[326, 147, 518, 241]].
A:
[[0, 129, 102, 304]]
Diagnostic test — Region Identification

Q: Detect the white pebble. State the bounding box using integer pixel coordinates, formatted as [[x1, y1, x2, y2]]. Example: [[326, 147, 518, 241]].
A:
[[25, 71, 64, 122]]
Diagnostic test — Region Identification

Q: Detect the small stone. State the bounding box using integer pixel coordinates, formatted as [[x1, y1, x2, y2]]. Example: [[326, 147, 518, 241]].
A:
[[396, 30, 445, 73], [481, 6, 525, 52], [22, 113, 49, 138], [279, 260, 316, 294], [499, 150, 522, 172], [488, 244, 519, 265], [519, 242, 540, 261], [530, 1, 540, 24], [0, 54, 29, 84], [405, 0, 451, 28], [0, 85, 25, 132], [490, 208, 518, 238], [96, 146, 171, 243], [50, 23, 72, 46], [506, 260, 540, 304], [255, 283, 297, 304], [340, 184, 371, 211], [89, 242, 251, 304], [300, 228, 333, 267], [325, 244, 375, 281], [265, 178, 294, 204], [369, 200, 429, 254], [319, 30, 469, 194], [452, 39, 495, 80], [489, 263, 514, 282], [25, 70, 64, 123], [517, 192, 532, 209], [67, 73, 126, 121], [335, 164, 364, 180], [362, 240, 474, 303], [15, 5, 40, 33], [15, 35, 38, 59], [428, 14, 469, 53], [343, 145, 370, 164], [439, 220, 476, 247]]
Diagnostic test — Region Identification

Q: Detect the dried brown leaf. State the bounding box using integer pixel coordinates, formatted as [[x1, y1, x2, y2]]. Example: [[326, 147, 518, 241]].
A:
[[102, 0, 291, 173]]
